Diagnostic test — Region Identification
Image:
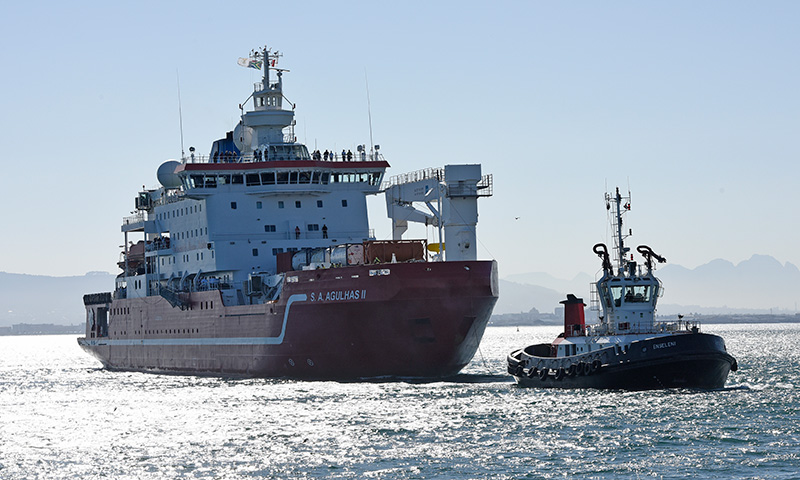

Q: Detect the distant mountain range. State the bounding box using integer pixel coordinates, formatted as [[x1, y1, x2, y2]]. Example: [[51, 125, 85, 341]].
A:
[[495, 254, 800, 316], [0, 271, 114, 327], [2, 254, 798, 326]]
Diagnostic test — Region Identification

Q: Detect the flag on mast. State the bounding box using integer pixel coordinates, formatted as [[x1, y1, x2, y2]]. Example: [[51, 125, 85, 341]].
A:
[[237, 58, 263, 70]]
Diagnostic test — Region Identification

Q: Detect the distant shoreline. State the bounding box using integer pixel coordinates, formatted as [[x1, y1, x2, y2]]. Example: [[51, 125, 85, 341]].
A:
[[489, 313, 800, 327], [3, 314, 799, 336], [0, 324, 82, 336]]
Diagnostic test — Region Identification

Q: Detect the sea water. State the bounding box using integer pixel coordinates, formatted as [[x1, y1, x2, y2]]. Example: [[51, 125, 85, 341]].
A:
[[0, 324, 798, 479]]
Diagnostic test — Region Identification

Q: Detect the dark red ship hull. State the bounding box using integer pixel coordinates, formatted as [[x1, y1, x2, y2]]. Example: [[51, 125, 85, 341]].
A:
[[78, 260, 498, 379]]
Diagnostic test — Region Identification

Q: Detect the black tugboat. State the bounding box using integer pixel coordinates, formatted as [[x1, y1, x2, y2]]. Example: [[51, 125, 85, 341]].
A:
[[507, 188, 737, 390]]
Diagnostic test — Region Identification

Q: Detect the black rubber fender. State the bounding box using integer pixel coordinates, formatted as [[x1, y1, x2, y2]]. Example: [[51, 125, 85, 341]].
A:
[[591, 359, 602, 373]]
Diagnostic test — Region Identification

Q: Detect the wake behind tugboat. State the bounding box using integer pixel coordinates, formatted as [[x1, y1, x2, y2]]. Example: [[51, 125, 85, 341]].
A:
[[507, 188, 737, 390], [77, 45, 498, 379]]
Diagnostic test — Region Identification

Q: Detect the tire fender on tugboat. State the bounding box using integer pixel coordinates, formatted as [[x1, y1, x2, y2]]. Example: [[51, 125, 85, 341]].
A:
[[591, 359, 602, 373], [538, 367, 549, 381]]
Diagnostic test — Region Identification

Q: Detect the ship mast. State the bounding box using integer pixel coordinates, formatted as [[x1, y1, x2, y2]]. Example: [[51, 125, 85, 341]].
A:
[[606, 187, 631, 275], [238, 46, 294, 148]]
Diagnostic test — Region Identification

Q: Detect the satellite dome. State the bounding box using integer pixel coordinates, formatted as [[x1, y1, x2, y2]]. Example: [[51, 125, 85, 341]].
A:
[[157, 160, 182, 189], [233, 122, 254, 151]]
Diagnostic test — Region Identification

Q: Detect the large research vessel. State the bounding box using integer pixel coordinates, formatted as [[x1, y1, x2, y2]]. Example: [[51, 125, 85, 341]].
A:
[[507, 188, 737, 390], [78, 46, 498, 379]]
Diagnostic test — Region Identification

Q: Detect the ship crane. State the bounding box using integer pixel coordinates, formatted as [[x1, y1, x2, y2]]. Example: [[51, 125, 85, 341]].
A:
[[383, 164, 492, 261]]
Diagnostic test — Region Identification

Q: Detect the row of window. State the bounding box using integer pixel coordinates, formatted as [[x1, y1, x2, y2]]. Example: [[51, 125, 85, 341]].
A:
[[174, 227, 208, 241], [232, 199, 347, 209], [260, 224, 320, 234], [186, 170, 382, 189], [139, 328, 201, 335], [158, 203, 201, 221], [160, 250, 214, 266]]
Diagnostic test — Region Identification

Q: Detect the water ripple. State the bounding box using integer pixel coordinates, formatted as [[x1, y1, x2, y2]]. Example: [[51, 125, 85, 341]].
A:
[[1, 324, 799, 478]]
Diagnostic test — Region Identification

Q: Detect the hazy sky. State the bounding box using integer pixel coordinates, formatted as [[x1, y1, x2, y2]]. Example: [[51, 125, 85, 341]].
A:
[[1, 1, 798, 279]]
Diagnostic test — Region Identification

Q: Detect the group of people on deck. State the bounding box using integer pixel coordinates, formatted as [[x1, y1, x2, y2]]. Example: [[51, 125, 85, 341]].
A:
[[310, 149, 362, 161], [212, 150, 239, 163], [211, 147, 368, 163]]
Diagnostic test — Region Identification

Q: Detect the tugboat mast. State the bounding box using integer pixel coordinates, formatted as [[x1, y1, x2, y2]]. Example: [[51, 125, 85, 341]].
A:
[[607, 187, 631, 275]]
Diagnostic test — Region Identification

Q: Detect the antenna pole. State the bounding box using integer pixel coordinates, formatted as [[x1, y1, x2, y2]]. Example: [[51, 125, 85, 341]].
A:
[[262, 45, 269, 85], [176, 69, 185, 159], [365, 70, 374, 159], [615, 187, 624, 269]]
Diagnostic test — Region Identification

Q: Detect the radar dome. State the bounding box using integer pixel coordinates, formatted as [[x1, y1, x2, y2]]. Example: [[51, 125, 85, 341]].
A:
[[157, 160, 182, 189], [233, 122, 254, 151]]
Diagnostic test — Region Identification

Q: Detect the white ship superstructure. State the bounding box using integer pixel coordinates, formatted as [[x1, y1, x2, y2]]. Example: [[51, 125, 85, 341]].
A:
[[120, 47, 386, 306]]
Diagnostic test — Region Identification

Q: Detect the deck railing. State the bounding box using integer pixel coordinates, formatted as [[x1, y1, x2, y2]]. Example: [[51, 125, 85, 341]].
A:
[[182, 151, 385, 165]]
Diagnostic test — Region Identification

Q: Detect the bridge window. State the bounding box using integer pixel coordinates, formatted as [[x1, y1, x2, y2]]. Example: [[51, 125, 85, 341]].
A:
[[625, 285, 651, 303], [261, 172, 275, 184], [246, 173, 260, 186], [189, 175, 204, 188], [232, 175, 244, 185], [609, 286, 623, 307]]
